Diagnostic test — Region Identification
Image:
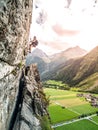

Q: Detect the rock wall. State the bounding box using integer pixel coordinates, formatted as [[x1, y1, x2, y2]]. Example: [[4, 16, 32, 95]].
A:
[[0, 0, 33, 129], [8, 65, 50, 130], [0, 0, 51, 130], [0, 0, 32, 64]]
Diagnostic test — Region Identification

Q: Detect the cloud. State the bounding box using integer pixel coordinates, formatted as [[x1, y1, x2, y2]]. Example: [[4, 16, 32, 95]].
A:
[[52, 24, 79, 36], [38, 39, 70, 55], [31, 0, 98, 55]]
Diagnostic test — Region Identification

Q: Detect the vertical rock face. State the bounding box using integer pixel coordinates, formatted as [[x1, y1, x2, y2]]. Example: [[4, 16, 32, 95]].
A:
[[0, 0, 33, 129], [0, 0, 51, 130], [8, 65, 49, 130], [0, 0, 32, 64]]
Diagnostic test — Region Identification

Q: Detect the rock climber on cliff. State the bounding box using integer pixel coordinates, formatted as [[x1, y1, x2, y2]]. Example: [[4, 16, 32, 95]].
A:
[[29, 36, 38, 53]]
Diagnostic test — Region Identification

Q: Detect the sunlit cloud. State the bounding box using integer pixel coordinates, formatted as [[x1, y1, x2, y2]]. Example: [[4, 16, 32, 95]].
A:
[[30, 0, 98, 55], [38, 40, 70, 55], [52, 24, 79, 36]]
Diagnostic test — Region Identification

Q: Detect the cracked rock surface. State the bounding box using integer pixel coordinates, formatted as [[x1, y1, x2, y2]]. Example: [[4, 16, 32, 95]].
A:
[[0, 0, 34, 129], [0, 1, 51, 130]]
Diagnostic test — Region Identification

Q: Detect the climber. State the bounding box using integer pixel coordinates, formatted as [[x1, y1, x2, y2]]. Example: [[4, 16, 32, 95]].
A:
[[29, 36, 38, 53]]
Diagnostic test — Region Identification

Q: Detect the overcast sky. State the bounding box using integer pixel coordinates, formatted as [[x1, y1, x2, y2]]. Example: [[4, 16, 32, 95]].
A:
[[30, 0, 98, 55]]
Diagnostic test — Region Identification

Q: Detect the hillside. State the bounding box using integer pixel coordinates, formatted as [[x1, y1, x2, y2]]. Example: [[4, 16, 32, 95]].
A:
[[52, 46, 98, 92], [26, 47, 87, 78], [26, 48, 50, 75], [49, 46, 87, 70], [76, 72, 98, 93], [26, 48, 50, 64], [50, 46, 86, 61]]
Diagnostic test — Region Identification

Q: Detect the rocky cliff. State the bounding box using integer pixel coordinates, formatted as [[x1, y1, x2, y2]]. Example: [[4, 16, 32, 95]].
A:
[[0, 0, 51, 130], [8, 65, 50, 130]]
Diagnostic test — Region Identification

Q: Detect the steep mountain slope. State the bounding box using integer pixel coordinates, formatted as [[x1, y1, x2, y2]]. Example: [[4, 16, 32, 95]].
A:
[[26, 48, 50, 75], [41, 46, 87, 80], [49, 46, 87, 69], [26, 48, 50, 64], [53, 46, 98, 91], [50, 46, 86, 61], [76, 72, 98, 93], [26, 47, 87, 78]]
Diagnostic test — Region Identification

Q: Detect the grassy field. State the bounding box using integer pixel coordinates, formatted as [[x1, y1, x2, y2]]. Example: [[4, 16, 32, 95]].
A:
[[44, 88, 98, 125], [92, 116, 98, 124], [55, 97, 87, 107], [48, 105, 78, 124], [70, 104, 98, 115], [55, 119, 98, 130], [44, 88, 75, 96]]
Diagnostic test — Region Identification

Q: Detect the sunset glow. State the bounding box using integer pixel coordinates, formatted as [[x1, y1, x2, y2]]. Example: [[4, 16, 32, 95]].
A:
[[30, 0, 98, 55]]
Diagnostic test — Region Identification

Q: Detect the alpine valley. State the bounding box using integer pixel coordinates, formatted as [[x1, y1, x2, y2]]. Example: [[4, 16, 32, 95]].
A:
[[26, 46, 98, 93]]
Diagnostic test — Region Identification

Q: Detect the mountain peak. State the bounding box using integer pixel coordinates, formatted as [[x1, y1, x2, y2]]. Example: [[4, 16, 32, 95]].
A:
[[74, 45, 81, 49], [65, 46, 86, 52], [61, 46, 87, 58], [51, 45, 98, 92], [31, 48, 48, 57]]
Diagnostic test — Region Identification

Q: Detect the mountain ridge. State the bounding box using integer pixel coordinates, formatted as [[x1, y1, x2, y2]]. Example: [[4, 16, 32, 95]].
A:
[[26, 46, 87, 78], [50, 46, 98, 92]]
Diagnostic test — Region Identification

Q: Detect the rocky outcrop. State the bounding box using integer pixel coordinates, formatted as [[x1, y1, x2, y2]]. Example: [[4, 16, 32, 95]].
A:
[[0, 0, 51, 130], [0, 0, 32, 64], [8, 65, 50, 130], [0, 0, 33, 129]]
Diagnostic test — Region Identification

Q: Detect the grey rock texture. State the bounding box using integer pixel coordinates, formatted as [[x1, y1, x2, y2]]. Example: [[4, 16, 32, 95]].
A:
[[0, 0, 33, 129], [0, 0, 51, 130], [0, 0, 32, 64], [9, 65, 49, 130]]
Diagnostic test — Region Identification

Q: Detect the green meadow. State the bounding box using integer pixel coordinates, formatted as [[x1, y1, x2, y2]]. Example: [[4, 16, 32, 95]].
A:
[[44, 88, 98, 129], [92, 116, 98, 123], [55, 119, 98, 130], [48, 105, 78, 124], [70, 104, 98, 115]]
